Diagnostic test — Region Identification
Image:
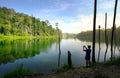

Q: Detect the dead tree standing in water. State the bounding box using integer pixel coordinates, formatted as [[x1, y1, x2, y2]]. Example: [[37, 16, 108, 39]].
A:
[[111, 0, 118, 61], [56, 23, 61, 67], [104, 13, 109, 62], [114, 24, 117, 56], [92, 0, 97, 63], [98, 25, 101, 62]]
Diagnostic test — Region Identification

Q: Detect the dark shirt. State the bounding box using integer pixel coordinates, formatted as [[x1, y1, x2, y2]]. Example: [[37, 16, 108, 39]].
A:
[[84, 49, 91, 60]]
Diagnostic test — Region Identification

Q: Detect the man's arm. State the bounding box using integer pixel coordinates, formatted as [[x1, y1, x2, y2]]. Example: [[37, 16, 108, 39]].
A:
[[83, 45, 87, 51]]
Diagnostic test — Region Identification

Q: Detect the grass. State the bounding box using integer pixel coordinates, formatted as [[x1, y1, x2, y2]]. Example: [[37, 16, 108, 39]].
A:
[[0, 34, 57, 41], [57, 63, 73, 72], [103, 56, 120, 65], [91, 56, 120, 67]]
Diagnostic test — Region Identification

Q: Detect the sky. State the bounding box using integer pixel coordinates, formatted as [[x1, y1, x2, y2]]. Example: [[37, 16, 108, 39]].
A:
[[0, 0, 120, 33]]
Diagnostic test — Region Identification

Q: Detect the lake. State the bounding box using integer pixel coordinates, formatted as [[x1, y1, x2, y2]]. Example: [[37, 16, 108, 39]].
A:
[[0, 38, 120, 77]]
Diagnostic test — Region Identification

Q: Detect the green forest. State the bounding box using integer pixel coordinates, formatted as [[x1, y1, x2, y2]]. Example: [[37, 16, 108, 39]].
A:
[[0, 7, 61, 37], [77, 26, 120, 44]]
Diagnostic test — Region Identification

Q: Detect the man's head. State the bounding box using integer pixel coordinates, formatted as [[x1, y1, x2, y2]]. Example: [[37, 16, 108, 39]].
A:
[[88, 45, 91, 49]]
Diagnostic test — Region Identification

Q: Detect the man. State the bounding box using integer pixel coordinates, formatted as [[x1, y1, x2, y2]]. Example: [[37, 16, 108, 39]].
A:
[[83, 45, 91, 67]]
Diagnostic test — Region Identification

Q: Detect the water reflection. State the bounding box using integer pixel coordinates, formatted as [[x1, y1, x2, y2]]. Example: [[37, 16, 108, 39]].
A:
[[0, 39, 56, 64], [58, 32, 62, 67], [58, 47, 61, 67], [0, 38, 119, 77]]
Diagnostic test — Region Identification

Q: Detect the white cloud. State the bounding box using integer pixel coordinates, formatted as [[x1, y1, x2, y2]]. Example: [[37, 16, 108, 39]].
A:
[[50, 19, 81, 33], [96, 14, 120, 29], [98, 0, 120, 13], [34, 0, 120, 34], [50, 13, 120, 34], [53, 0, 73, 11], [37, 0, 72, 14], [34, 1, 74, 21], [79, 14, 120, 31], [99, 0, 115, 10], [49, 15, 94, 33]]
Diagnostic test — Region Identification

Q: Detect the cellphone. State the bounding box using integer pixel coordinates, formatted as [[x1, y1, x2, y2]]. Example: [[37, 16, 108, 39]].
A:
[[83, 46, 85, 50]]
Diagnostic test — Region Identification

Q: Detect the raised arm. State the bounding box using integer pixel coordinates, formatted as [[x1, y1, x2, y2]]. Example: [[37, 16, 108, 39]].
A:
[[83, 45, 87, 51]]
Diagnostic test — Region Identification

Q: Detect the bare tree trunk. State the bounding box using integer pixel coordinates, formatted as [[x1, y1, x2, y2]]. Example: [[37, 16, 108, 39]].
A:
[[92, 0, 97, 63], [68, 51, 72, 68], [114, 25, 117, 56], [56, 23, 61, 67], [104, 13, 109, 62], [58, 34, 61, 67], [111, 0, 118, 61], [58, 47, 61, 67], [98, 25, 101, 62]]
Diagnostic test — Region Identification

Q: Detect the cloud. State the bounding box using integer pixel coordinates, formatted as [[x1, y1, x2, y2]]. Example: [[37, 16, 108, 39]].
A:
[[50, 19, 81, 33], [99, 0, 115, 10], [50, 13, 120, 34], [96, 14, 120, 28], [98, 0, 120, 13], [39, 0, 72, 13], [34, 0, 120, 34], [53, 0, 73, 11], [34, 0, 74, 21], [78, 13, 120, 31], [50, 16, 92, 33]]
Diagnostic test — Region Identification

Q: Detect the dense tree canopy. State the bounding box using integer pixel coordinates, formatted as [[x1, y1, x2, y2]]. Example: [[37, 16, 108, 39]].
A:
[[0, 7, 61, 36], [77, 26, 120, 45]]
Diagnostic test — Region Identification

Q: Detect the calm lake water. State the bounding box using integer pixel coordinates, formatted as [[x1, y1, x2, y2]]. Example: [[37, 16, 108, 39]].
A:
[[0, 38, 120, 77]]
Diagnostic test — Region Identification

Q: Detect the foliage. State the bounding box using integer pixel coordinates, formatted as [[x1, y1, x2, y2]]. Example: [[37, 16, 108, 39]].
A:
[[77, 26, 120, 45], [4, 64, 33, 78], [0, 7, 62, 37], [77, 30, 93, 41], [63, 33, 76, 38]]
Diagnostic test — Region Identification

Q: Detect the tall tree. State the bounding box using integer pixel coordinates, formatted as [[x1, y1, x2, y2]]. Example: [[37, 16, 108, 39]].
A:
[[111, 0, 118, 60], [92, 0, 97, 63], [104, 13, 109, 62], [113, 24, 117, 56], [56, 22, 61, 67], [98, 25, 101, 62]]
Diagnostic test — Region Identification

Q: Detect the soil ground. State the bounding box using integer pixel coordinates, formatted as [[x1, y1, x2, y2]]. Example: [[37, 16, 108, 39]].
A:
[[20, 65, 120, 78]]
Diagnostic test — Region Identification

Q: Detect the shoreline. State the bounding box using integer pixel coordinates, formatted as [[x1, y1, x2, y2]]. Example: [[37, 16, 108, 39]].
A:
[[19, 65, 120, 78], [0, 35, 57, 41]]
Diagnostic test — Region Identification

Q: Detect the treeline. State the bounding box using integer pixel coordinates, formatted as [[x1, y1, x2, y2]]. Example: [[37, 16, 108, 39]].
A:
[[63, 33, 76, 38], [0, 7, 61, 36], [77, 26, 120, 44]]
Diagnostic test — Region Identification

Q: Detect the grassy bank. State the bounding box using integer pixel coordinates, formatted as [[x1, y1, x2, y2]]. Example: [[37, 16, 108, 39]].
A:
[[0, 34, 57, 41], [3, 56, 120, 78], [95, 56, 120, 66]]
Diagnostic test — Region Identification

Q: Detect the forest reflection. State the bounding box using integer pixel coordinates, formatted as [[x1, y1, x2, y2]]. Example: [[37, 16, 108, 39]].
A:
[[0, 39, 57, 64]]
